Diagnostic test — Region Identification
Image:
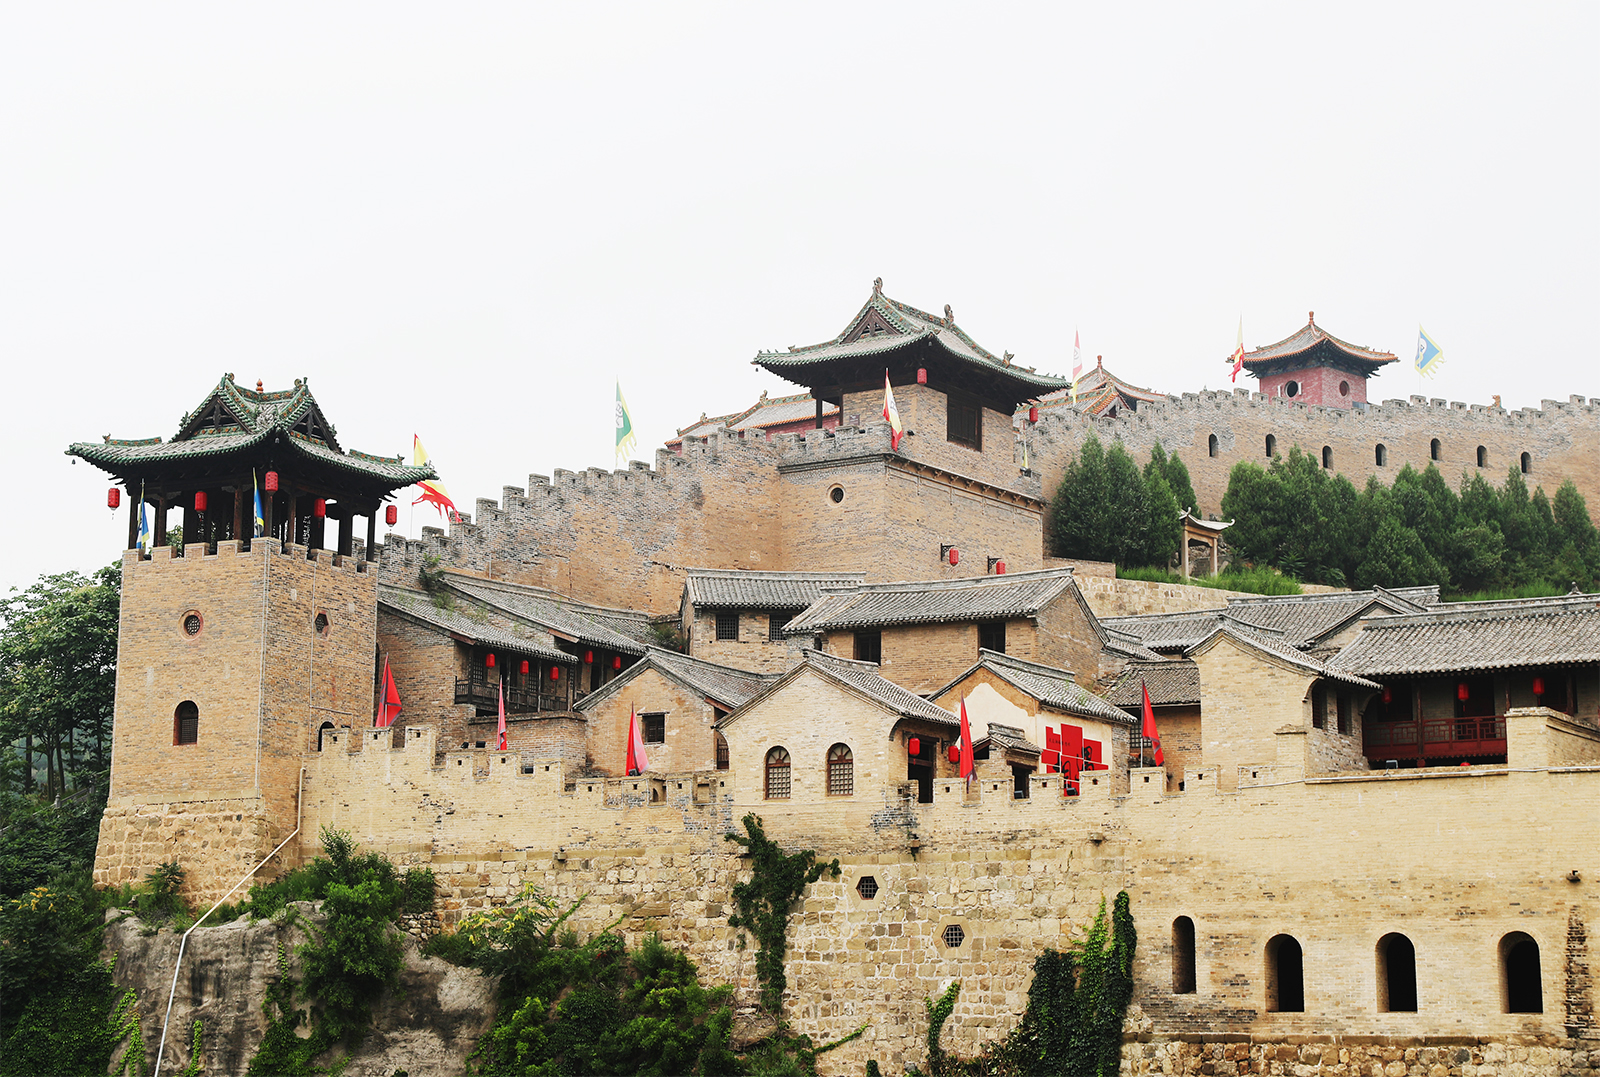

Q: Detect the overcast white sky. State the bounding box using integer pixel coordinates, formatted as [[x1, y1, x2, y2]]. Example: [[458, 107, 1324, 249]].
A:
[[3, 3, 1596, 596]]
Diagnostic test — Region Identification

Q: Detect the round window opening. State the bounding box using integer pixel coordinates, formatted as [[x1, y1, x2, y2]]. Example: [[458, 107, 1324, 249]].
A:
[[314, 612, 329, 635], [183, 613, 202, 637], [942, 924, 966, 948], [1285, 380, 1300, 398], [829, 486, 845, 504], [1339, 380, 1350, 397], [856, 876, 879, 900]]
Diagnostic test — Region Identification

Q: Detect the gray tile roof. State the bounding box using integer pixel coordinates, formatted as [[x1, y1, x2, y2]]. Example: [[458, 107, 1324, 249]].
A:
[[1221, 586, 1438, 647], [1326, 594, 1600, 677], [684, 569, 866, 611], [732, 650, 959, 729], [443, 576, 651, 654], [1099, 609, 1225, 653], [574, 647, 779, 713], [379, 586, 574, 664], [1242, 317, 1397, 365], [932, 650, 1133, 725], [1105, 660, 1201, 708], [1102, 630, 1164, 661], [784, 568, 1082, 634], [1192, 624, 1381, 690], [977, 723, 1041, 756]]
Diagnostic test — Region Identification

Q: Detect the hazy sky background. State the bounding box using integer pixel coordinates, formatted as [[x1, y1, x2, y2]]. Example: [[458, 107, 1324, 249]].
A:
[[3, 4, 1596, 596]]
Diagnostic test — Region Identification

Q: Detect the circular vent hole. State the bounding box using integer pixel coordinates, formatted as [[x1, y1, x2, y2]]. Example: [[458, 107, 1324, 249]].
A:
[[183, 613, 202, 636], [829, 486, 845, 504]]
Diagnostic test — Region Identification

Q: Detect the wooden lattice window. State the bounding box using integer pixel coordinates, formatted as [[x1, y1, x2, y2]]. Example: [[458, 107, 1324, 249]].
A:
[[716, 611, 740, 641], [715, 732, 729, 771], [764, 747, 791, 799], [947, 395, 981, 450], [642, 713, 665, 744], [827, 743, 854, 796]]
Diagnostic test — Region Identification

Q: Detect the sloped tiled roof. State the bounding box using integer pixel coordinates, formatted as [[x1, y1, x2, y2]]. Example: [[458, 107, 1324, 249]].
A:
[[933, 650, 1133, 725], [574, 647, 779, 713], [976, 723, 1041, 756], [68, 374, 435, 487], [785, 568, 1084, 634], [1102, 630, 1165, 661], [442, 576, 651, 654], [1238, 314, 1398, 377], [669, 391, 841, 445], [379, 586, 574, 664], [1105, 660, 1201, 708], [1221, 586, 1438, 648], [1028, 359, 1168, 418], [1191, 624, 1381, 690], [1327, 594, 1600, 678], [684, 569, 866, 611], [798, 651, 961, 727], [1099, 609, 1226, 653]]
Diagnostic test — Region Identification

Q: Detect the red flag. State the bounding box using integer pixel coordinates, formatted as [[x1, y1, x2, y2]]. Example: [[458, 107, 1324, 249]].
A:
[[882, 371, 903, 451], [626, 705, 649, 776], [958, 696, 974, 784], [375, 657, 402, 728], [496, 677, 508, 750], [1228, 318, 1245, 384], [1141, 680, 1163, 766]]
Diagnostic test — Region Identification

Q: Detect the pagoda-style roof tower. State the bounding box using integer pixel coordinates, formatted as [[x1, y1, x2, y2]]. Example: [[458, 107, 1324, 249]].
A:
[[1030, 355, 1167, 419], [754, 279, 1067, 417], [1235, 312, 1397, 408], [69, 373, 433, 558]]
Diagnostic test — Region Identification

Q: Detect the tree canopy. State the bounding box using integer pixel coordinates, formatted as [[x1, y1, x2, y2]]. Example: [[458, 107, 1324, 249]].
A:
[[1048, 435, 1184, 569]]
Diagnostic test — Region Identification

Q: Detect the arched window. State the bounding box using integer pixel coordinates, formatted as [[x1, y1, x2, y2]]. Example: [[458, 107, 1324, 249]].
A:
[[1377, 933, 1417, 1011], [1375, 444, 1388, 467], [174, 701, 199, 745], [1207, 434, 1218, 458], [1501, 932, 1542, 1013], [1265, 434, 1276, 458], [827, 743, 854, 796], [1172, 916, 1196, 994], [1477, 445, 1488, 468], [764, 747, 791, 799], [1520, 452, 1531, 474], [1430, 438, 1441, 462], [1265, 934, 1304, 1012], [714, 732, 729, 771], [1321, 446, 1333, 470], [317, 721, 335, 752]]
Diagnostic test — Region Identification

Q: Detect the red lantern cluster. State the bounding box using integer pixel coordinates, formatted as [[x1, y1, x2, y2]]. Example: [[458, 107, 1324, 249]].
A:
[[1457, 682, 1470, 702], [550, 666, 560, 681], [916, 367, 927, 385], [948, 547, 959, 566], [264, 470, 279, 492], [907, 737, 921, 757], [107, 487, 121, 510], [520, 659, 530, 675], [313, 498, 327, 518], [1533, 676, 1546, 696], [385, 505, 398, 526], [947, 744, 961, 764], [486, 653, 496, 668], [613, 656, 622, 670], [194, 491, 208, 512]]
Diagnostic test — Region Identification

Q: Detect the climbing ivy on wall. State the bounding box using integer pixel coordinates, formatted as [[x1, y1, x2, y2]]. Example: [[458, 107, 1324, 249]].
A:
[[725, 813, 839, 1014]]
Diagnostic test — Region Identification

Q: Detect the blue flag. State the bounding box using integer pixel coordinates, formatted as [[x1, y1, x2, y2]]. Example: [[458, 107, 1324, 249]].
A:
[[253, 471, 266, 538], [1415, 326, 1444, 377], [137, 484, 151, 553]]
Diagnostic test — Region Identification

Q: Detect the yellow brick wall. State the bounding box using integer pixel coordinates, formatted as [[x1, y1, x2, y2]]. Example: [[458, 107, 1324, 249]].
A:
[[582, 668, 722, 776]]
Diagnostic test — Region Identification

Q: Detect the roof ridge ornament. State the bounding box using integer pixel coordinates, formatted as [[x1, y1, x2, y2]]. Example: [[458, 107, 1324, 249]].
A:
[[873, 276, 883, 297], [944, 304, 954, 326], [1309, 311, 1315, 325]]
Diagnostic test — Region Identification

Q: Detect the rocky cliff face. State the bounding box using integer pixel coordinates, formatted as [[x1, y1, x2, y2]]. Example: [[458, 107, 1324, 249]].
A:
[[103, 903, 496, 1076]]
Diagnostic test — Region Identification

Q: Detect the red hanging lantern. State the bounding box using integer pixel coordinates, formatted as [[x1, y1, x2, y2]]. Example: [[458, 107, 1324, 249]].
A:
[[107, 487, 121, 510], [193, 491, 207, 512], [1457, 682, 1470, 702], [1532, 676, 1545, 696], [520, 659, 530, 675], [995, 560, 1006, 575], [585, 650, 594, 664], [948, 547, 959, 566], [916, 367, 927, 385], [948, 744, 960, 764], [1382, 686, 1393, 704], [908, 737, 921, 757], [264, 470, 279, 492], [385, 505, 398, 526], [613, 655, 622, 670], [485, 653, 496, 668], [550, 666, 560, 681], [313, 498, 327, 518], [1028, 406, 1039, 423]]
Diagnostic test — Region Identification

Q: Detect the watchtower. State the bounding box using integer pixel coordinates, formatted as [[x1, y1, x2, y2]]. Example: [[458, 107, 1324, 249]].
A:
[[69, 374, 433, 901], [1237, 312, 1398, 408]]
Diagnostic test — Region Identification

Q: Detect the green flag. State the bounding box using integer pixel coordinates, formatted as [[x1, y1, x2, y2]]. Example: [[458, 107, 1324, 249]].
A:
[[615, 380, 637, 461]]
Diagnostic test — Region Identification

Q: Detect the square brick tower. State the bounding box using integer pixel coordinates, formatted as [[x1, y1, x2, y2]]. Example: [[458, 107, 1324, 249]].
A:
[[69, 375, 434, 902], [1237, 312, 1398, 408]]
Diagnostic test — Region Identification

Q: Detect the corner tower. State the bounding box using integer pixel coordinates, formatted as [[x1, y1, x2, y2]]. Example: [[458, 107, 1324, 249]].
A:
[[1237, 312, 1398, 408], [68, 375, 433, 902]]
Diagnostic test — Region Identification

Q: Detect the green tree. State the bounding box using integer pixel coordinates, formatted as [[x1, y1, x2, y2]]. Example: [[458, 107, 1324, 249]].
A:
[[0, 565, 120, 802], [1219, 461, 1281, 568], [1139, 471, 1182, 569], [1049, 436, 1181, 568], [1145, 442, 1198, 517], [1552, 480, 1600, 589], [1048, 434, 1115, 563]]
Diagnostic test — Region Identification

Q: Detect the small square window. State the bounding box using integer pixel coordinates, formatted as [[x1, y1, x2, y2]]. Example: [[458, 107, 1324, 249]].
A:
[[768, 612, 792, 641], [978, 622, 1005, 654], [642, 713, 666, 744], [854, 630, 881, 664], [715, 612, 740, 641], [947, 396, 981, 450]]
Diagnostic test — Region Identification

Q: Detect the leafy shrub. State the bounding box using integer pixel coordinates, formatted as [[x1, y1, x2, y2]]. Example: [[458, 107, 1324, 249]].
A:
[[401, 866, 435, 914], [1116, 564, 1302, 596]]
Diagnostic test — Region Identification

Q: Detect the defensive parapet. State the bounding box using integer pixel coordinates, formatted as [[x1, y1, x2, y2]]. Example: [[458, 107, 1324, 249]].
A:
[[1024, 388, 1600, 522]]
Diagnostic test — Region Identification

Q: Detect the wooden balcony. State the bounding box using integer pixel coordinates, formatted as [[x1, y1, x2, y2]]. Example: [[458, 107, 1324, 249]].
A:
[[454, 676, 567, 714], [1363, 716, 1507, 762]]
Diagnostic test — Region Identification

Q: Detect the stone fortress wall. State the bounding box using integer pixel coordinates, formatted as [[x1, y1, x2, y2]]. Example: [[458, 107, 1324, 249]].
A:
[[298, 711, 1600, 1076], [1025, 389, 1600, 524]]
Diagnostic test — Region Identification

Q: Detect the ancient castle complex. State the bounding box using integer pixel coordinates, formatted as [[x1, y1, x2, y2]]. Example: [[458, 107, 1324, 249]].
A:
[[73, 285, 1600, 1073]]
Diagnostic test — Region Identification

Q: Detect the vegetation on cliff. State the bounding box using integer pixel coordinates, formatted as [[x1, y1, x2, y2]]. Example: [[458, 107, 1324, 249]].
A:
[[725, 812, 840, 1014]]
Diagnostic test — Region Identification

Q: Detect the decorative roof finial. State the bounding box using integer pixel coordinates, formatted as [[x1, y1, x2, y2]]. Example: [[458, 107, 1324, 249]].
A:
[[1097, 354, 1103, 369], [944, 304, 954, 325], [1003, 351, 1014, 365], [256, 380, 264, 393], [1309, 311, 1315, 325], [872, 277, 883, 296]]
